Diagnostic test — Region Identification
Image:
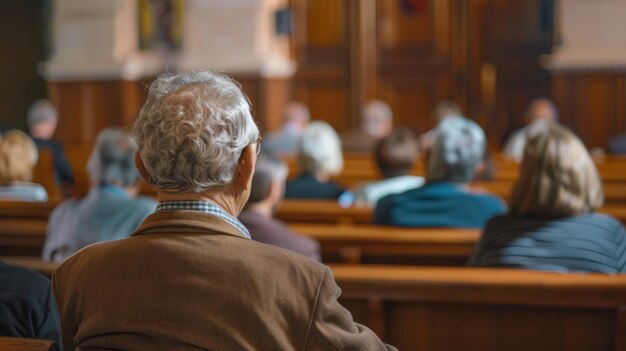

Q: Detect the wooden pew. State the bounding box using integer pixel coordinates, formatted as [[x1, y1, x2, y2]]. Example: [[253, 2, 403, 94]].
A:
[[2, 256, 58, 278], [290, 223, 479, 265], [32, 148, 62, 199], [277, 199, 626, 226], [0, 337, 54, 351], [331, 264, 626, 351], [0, 200, 59, 256], [276, 200, 372, 224]]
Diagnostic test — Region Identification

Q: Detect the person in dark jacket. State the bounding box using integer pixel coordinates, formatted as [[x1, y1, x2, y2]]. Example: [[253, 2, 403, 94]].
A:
[[240, 152, 320, 260], [0, 259, 61, 350], [470, 125, 626, 273], [286, 121, 346, 199], [27, 99, 75, 191]]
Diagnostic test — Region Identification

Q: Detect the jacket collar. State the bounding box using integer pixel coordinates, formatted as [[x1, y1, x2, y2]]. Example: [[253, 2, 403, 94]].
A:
[[130, 210, 248, 240]]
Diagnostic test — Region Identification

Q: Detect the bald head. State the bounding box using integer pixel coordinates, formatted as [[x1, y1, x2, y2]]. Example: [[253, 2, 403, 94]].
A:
[[525, 98, 558, 125], [362, 100, 393, 138], [283, 102, 310, 133]]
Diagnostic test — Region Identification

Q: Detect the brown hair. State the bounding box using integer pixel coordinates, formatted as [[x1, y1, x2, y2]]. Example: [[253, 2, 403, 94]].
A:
[[375, 128, 419, 178], [509, 125, 603, 217], [0, 130, 39, 185]]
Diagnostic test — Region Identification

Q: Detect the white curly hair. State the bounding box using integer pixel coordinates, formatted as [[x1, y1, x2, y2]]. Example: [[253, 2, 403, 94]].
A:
[[133, 71, 259, 193]]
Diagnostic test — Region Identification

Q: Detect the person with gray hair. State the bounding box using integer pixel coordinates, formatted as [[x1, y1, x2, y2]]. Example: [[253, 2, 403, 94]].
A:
[[42, 128, 157, 263], [239, 152, 321, 260], [286, 121, 346, 199], [27, 99, 75, 189], [342, 100, 393, 152], [52, 72, 395, 351], [375, 116, 506, 228], [263, 101, 310, 155]]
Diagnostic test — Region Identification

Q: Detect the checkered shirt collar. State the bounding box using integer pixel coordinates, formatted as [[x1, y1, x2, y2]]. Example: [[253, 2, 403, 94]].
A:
[[156, 201, 251, 239]]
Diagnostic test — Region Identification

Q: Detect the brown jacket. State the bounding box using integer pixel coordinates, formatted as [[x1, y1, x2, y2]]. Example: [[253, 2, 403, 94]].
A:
[[52, 210, 396, 351]]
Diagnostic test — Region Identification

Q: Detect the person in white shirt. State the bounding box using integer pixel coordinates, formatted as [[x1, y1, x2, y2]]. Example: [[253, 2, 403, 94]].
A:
[[351, 128, 424, 206], [503, 98, 559, 162]]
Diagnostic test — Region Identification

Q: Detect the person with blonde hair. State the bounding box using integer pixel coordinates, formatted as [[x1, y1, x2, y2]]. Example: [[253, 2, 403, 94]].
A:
[[286, 121, 346, 199], [0, 130, 48, 202], [471, 125, 626, 273]]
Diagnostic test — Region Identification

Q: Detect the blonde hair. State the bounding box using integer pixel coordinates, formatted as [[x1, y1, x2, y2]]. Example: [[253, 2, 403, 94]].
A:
[[0, 130, 39, 185], [509, 125, 603, 217]]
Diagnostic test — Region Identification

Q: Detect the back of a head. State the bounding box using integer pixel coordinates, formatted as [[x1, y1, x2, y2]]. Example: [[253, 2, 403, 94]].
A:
[[526, 98, 559, 124], [298, 121, 343, 175], [428, 116, 485, 183], [283, 102, 310, 126], [248, 152, 288, 204], [432, 100, 462, 123], [375, 128, 419, 178], [87, 128, 140, 187], [0, 130, 38, 185], [510, 125, 603, 217], [27, 99, 58, 129], [133, 71, 259, 193], [362, 100, 392, 138]]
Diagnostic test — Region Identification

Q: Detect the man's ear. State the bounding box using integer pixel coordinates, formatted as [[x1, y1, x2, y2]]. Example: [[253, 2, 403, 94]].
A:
[[237, 145, 256, 190], [135, 153, 151, 182]]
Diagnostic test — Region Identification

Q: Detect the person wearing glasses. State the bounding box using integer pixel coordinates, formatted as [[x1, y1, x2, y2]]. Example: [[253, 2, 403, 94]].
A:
[[52, 72, 395, 351]]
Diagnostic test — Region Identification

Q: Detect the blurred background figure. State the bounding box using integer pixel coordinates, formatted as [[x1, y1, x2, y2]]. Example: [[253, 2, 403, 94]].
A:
[[0, 258, 61, 350], [27, 99, 75, 191], [418, 100, 463, 151], [471, 125, 626, 273], [503, 98, 559, 161], [375, 116, 506, 228], [240, 152, 321, 260], [351, 128, 424, 206], [286, 121, 345, 199], [342, 100, 393, 153], [42, 128, 157, 263], [263, 102, 310, 155], [0, 130, 48, 202]]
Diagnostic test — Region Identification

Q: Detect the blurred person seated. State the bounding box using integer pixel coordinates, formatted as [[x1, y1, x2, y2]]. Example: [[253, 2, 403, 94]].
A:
[[342, 100, 393, 152], [374, 116, 506, 228], [503, 98, 559, 162], [52, 72, 395, 350], [239, 152, 321, 260], [418, 100, 463, 151], [27, 99, 75, 190], [262, 102, 310, 155], [0, 130, 48, 202], [0, 259, 61, 350], [470, 125, 626, 273], [42, 128, 156, 263], [351, 128, 424, 206], [286, 121, 346, 199]]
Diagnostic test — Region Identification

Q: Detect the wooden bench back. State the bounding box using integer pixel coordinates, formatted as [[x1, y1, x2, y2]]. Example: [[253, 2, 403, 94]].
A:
[[331, 264, 626, 350]]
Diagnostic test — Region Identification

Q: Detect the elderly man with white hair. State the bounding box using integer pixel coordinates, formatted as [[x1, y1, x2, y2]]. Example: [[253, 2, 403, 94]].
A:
[[42, 128, 156, 263], [27, 99, 75, 189], [375, 116, 506, 228], [52, 72, 395, 351]]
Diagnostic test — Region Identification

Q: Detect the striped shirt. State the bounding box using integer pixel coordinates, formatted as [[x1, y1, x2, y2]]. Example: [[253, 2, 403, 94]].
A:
[[156, 201, 251, 239], [469, 213, 626, 273]]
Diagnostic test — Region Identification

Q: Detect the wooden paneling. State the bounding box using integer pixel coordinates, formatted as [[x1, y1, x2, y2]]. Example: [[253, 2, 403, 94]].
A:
[[291, 0, 352, 129], [553, 72, 626, 149], [47, 80, 147, 146], [376, 0, 456, 133]]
